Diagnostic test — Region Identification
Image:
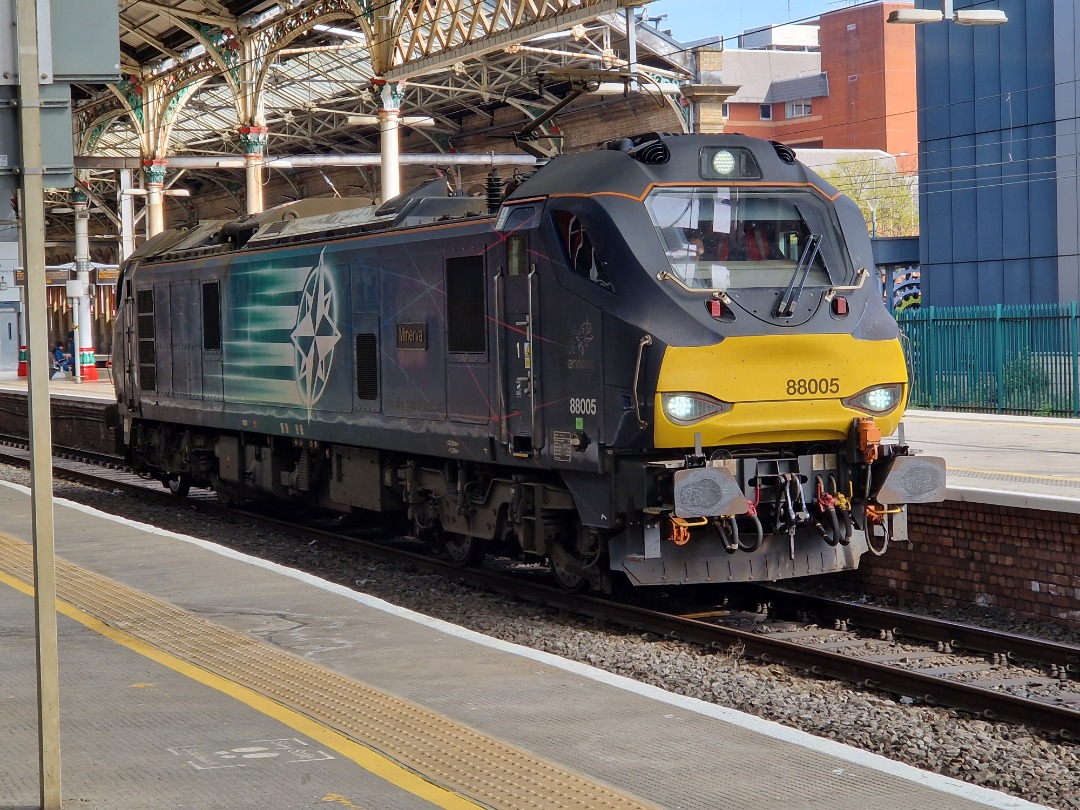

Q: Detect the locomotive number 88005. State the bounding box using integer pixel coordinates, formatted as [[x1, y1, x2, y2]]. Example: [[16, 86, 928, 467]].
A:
[[113, 132, 946, 591]]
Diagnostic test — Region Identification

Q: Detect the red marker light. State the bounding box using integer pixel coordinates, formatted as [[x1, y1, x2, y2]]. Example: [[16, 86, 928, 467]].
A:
[[832, 296, 849, 316], [708, 299, 725, 318]]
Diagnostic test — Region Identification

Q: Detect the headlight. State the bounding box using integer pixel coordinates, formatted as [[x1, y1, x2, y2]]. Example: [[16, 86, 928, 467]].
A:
[[662, 392, 732, 424], [842, 384, 903, 415]]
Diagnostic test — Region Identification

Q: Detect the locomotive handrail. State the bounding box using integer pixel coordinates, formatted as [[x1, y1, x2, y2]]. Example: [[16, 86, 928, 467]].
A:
[[633, 334, 653, 430], [824, 266, 870, 301], [527, 265, 543, 452], [494, 267, 505, 445]]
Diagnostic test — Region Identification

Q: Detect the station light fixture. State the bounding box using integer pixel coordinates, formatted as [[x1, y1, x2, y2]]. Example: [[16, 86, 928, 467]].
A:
[[120, 188, 191, 197], [347, 114, 436, 127], [888, 1, 1006, 26]]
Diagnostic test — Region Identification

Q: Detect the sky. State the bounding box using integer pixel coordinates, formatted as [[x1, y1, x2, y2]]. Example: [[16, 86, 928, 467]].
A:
[[644, 0, 854, 44]]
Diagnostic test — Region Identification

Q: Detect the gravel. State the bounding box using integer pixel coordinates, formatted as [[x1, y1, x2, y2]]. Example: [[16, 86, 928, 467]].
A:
[[6, 465, 1079, 810]]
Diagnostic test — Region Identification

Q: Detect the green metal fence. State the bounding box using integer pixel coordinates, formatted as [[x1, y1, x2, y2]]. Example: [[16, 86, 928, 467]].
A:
[[896, 303, 1080, 417]]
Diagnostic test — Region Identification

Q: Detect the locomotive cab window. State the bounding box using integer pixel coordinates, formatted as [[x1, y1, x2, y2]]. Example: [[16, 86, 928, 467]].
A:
[[498, 205, 537, 277], [645, 187, 843, 294], [551, 210, 615, 292]]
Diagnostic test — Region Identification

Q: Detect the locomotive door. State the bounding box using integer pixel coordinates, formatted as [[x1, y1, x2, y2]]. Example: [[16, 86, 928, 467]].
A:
[[117, 279, 140, 409], [498, 226, 542, 458]]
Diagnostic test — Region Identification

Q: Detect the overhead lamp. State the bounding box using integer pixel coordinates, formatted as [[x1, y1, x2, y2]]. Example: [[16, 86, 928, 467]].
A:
[[121, 188, 191, 197], [888, 2, 1006, 25], [593, 82, 683, 95], [887, 9, 944, 23], [953, 10, 1008, 24], [347, 114, 436, 126]]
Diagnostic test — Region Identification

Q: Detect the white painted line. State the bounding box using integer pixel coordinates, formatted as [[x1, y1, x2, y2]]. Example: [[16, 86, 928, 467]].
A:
[[947, 485, 1080, 515]]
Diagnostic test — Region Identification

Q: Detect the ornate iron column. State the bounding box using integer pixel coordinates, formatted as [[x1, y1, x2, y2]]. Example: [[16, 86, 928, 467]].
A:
[[143, 158, 168, 237], [71, 185, 97, 381], [239, 124, 269, 214], [375, 80, 405, 201]]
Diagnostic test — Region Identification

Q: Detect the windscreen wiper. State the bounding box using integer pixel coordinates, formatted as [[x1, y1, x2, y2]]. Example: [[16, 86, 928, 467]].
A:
[[775, 233, 820, 318]]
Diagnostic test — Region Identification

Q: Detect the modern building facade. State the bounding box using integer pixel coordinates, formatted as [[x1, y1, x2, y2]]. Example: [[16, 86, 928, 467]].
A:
[[916, 0, 1073, 305]]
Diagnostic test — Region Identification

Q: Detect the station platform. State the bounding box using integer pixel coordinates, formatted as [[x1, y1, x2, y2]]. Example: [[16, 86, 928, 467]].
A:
[[900, 410, 1080, 513], [0, 480, 1052, 810], [0, 369, 116, 401]]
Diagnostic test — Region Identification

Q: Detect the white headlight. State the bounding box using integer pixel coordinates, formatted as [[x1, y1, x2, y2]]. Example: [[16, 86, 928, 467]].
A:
[[662, 392, 732, 424], [842, 384, 903, 415]]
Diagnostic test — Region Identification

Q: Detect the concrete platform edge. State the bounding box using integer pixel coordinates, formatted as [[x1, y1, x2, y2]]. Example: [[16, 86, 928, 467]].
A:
[[945, 484, 1080, 515]]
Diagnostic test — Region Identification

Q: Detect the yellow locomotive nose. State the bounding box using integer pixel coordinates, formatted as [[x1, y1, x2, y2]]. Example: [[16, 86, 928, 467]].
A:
[[653, 333, 908, 448]]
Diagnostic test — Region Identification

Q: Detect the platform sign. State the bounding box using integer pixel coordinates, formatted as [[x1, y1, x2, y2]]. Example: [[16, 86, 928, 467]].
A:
[[93, 266, 119, 284], [13, 267, 70, 286]]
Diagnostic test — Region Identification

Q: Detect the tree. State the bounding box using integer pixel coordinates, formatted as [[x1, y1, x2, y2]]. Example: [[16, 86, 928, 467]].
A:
[[818, 156, 919, 238]]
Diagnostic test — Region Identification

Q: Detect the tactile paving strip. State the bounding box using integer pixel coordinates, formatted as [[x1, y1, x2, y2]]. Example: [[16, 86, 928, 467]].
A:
[[949, 468, 1080, 488], [0, 533, 660, 810]]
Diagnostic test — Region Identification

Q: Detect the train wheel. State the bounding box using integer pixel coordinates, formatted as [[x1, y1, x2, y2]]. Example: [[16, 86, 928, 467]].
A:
[[443, 532, 486, 567], [549, 543, 589, 593], [167, 474, 191, 497]]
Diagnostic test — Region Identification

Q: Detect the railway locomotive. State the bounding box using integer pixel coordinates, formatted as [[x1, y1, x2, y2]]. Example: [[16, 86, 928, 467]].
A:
[[112, 133, 946, 591]]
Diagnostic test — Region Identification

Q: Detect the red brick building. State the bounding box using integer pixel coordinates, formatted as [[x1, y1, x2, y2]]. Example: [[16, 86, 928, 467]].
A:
[[719, 2, 917, 157]]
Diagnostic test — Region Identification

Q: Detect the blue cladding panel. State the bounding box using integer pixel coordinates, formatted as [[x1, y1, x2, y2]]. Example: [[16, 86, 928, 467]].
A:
[[1003, 259, 1032, 303], [975, 137, 1003, 263], [977, 261, 1005, 305], [922, 144, 953, 265], [918, 0, 1060, 305], [949, 135, 977, 264], [1030, 257, 1058, 303], [1000, 131, 1031, 260], [953, 262, 979, 306], [1029, 122, 1057, 259]]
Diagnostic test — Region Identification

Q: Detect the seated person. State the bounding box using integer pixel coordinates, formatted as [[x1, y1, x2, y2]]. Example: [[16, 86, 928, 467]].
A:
[[687, 229, 731, 262], [52, 342, 73, 376], [743, 223, 775, 261]]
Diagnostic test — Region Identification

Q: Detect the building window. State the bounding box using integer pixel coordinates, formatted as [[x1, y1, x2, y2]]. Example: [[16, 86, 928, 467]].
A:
[[759, 104, 772, 121], [786, 100, 812, 119], [722, 102, 730, 118]]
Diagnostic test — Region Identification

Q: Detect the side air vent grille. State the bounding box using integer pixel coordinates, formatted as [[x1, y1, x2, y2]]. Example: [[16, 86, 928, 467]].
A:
[[771, 141, 797, 164], [602, 133, 673, 164], [260, 221, 291, 237], [355, 333, 378, 400], [630, 139, 671, 164]]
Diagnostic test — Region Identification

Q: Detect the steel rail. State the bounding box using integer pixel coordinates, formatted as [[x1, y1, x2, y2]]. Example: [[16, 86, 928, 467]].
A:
[[754, 585, 1080, 669]]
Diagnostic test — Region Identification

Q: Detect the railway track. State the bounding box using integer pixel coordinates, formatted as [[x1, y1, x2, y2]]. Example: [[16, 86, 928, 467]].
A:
[[2, 438, 1078, 739]]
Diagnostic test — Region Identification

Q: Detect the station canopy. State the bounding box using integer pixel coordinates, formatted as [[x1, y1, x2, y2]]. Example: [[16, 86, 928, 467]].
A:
[[71, 1, 692, 182]]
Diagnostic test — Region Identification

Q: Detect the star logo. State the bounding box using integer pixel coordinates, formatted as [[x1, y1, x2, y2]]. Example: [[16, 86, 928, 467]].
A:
[[571, 319, 593, 358], [291, 252, 340, 408]]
